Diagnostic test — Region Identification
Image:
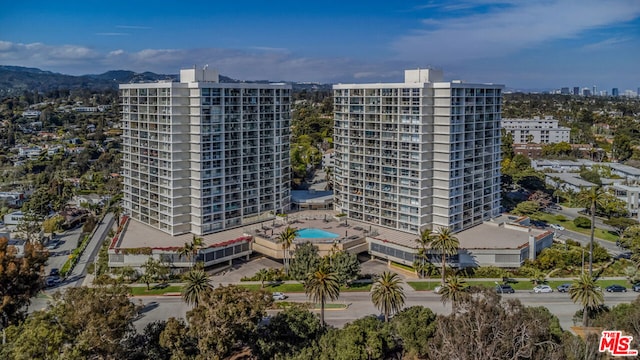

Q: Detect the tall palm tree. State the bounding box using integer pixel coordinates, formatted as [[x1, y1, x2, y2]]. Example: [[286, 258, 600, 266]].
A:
[[181, 268, 213, 307], [304, 265, 340, 326], [370, 271, 406, 322], [569, 272, 604, 327], [277, 226, 297, 275], [439, 275, 467, 313], [430, 227, 460, 285], [576, 186, 606, 276], [414, 228, 434, 279]]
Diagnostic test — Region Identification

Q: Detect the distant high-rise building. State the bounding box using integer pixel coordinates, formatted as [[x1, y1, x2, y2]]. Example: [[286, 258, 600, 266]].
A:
[[592, 85, 597, 95], [120, 68, 292, 236], [582, 88, 591, 96], [612, 88, 619, 97], [333, 69, 503, 233], [573, 87, 580, 95], [560, 87, 570, 95]]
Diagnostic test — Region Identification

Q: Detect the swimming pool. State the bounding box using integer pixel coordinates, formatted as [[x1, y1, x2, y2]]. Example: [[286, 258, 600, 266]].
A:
[[296, 228, 339, 239]]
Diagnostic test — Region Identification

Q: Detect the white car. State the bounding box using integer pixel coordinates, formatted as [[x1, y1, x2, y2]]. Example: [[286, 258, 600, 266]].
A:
[[549, 224, 565, 231], [433, 286, 443, 294], [533, 285, 553, 293], [272, 292, 288, 300]]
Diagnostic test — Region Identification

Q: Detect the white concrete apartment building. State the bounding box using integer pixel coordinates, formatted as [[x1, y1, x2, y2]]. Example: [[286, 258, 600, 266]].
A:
[[333, 69, 503, 234], [120, 68, 292, 236], [501, 116, 570, 144]]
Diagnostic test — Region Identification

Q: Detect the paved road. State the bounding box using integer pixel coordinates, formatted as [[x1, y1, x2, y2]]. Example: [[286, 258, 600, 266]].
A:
[[546, 206, 623, 255], [131, 288, 640, 333]]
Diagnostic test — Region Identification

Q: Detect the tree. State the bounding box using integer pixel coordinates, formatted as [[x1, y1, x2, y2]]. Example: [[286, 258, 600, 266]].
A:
[[430, 227, 460, 285], [294, 316, 398, 360], [176, 235, 204, 267], [277, 226, 297, 275], [140, 257, 169, 290], [612, 134, 633, 161], [573, 216, 591, 228], [569, 272, 604, 327], [370, 271, 405, 323], [121, 321, 171, 360], [159, 317, 198, 359], [501, 128, 515, 161], [391, 306, 437, 359], [429, 288, 563, 359], [255, 304, 324, 359], [439, 275, 467, 312], [2, 286, 137, 359], [289, 241, 321, 281], [181, 268, 213, 307], [512, 200, 541, 216], [328, 250, 360, 286], [414, 228, 434, 279], [604, 217, 638, 239], [576, 186, 606, 276], [186, 285, 272, 359], [304, 264, 340, 326], [15, 210, 43, 242], [0, 237, 48, 340]]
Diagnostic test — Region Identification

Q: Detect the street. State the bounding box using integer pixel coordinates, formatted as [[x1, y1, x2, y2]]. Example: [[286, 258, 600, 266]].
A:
[[131, 288, 640, 332]]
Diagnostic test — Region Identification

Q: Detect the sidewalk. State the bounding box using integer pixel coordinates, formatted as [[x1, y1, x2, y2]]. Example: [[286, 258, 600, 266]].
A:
[[72, 213, 114, 287]]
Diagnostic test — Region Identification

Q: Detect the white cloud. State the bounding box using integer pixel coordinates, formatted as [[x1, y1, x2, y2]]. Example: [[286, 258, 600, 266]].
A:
[[392, 0, 640, 63], [581, 37, 631, 51]]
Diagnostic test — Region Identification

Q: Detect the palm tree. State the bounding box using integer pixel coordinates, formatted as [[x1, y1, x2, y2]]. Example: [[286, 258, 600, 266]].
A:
[[370, 271, 405, 322], [439, 275, 467, 313], [430, 227, 460, 285], [414, 228, 434, 279], [576, 186, 606, 276], [569, 272, 604, 327], [277, 226, 297, 275], [181, 268, 213, 307], [304, 265, 340, 326], [176, 235, 204, 268]]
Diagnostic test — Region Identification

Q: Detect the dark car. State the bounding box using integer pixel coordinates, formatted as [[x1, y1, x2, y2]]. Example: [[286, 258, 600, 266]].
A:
[[615, 252, 632, 260], [49, 268, 60, 277], [557, 283, 572, 293], [633, 283, 640, 292], [496, 284, 515, 294], [605, 285, 627, 293]]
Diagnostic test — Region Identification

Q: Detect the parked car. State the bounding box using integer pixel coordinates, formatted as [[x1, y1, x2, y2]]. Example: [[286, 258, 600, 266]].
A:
[[533, 285, 553, 293], [605, 285, 627, 293], [272, 292, 288, 300], [496, 284, 515, 294], [557, 283, 572, 293], [632, 283, 640, 292], [615, 252, 632, 260], [49, 268, 60, 277], [548, 204, 562, 210], [549, 224, 565, 231], [433, 285, 443, 294], [45, 276, 61, 287]]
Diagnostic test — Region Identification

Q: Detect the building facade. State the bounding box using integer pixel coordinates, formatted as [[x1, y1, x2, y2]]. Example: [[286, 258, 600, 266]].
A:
[[120, 68, 291, 236], [501, 116, 570, 144], [332, 69, 503, 234]]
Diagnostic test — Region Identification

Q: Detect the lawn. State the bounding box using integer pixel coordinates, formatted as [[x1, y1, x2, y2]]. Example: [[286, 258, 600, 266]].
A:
[[274, 301, 348, 310], [129, 285, 183, 296], [535, 213, 619, 242], [239, 282, 371, 293]]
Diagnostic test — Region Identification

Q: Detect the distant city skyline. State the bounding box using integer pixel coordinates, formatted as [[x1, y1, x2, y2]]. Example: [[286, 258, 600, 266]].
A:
[[1, 0, 640, 90]]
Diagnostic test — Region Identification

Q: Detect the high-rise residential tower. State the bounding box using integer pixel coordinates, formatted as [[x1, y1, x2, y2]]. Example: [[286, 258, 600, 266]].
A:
[[333, 69, 503, 234], [120, 68, 291, 236]]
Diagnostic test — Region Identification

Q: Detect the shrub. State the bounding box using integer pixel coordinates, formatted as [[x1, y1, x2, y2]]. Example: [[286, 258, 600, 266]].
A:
[[554, 214, 567, 222], [469, 266, 508, 278], [573, 216, 591, 228]]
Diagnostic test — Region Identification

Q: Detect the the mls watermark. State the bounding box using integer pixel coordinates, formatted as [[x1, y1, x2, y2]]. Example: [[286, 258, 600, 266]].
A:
[[599, 331, 638, 357]]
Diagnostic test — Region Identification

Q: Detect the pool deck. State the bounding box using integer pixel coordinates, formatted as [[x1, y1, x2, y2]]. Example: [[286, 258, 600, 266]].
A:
[[246, 212, 370, 244]]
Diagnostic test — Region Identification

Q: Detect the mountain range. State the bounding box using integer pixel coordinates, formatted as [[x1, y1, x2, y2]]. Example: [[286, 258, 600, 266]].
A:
[[0, 65, 331, 97]]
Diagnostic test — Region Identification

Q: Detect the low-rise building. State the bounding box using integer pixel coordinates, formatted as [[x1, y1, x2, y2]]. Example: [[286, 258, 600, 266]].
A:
[[502, 116, 571, 144]]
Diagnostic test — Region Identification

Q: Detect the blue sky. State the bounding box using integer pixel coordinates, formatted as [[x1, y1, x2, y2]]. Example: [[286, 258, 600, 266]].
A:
[[1, 0, 640, 90]]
